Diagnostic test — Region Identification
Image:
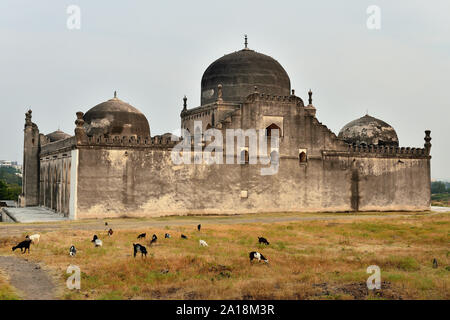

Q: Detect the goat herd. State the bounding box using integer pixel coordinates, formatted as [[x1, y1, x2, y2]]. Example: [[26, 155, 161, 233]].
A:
[[11, 223, 270, 264]]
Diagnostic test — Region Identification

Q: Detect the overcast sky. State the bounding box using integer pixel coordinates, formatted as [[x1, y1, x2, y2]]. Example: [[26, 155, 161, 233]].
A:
[[1, 0, 449, 180]]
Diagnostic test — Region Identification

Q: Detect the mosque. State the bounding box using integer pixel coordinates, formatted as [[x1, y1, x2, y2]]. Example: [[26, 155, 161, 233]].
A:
[[20, 38, 432, 219]]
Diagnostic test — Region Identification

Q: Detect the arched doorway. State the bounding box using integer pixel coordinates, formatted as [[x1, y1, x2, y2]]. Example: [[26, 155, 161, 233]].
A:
[[240, 149, 249, 164], [299, 151, 307, 163], [265, 123, 281, 137]]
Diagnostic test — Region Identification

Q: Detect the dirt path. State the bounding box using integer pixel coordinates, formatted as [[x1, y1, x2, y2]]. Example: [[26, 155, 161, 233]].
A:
[[0, 256, 56, 300]]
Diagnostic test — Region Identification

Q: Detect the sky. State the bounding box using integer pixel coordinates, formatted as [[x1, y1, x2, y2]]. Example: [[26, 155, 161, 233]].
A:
[[0, 0, 449, 180]]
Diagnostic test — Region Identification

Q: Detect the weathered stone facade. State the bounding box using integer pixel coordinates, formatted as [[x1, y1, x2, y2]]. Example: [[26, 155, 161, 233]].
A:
[[20, 43, 432, 219]]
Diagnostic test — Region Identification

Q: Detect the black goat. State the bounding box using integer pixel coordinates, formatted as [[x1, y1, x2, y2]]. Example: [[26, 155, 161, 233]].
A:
[[137, 233, 146, 239], [133, 243, 147, 258], [12, 239, 31, 254], [433, 258, 438, 269], [150, 234, 157, 245], [258, 237, 270, 245]]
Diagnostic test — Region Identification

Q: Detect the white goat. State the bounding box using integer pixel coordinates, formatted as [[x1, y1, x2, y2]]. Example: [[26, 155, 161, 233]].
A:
[[26, 234, 40, 245], [199, 240, 208, 247]]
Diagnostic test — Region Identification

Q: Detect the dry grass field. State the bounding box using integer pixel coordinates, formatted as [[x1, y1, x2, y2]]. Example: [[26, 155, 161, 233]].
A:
[[0, 212, 448, 300], [0, 269, 19, 300]]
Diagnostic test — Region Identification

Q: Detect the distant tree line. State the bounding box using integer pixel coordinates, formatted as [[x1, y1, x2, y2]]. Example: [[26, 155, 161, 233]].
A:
[[431, 181, 449, 194], [0, 167, 22, 186], [0, 167, 21, 201], [431, 181, 450, 207], [0, 180, 21, 201]]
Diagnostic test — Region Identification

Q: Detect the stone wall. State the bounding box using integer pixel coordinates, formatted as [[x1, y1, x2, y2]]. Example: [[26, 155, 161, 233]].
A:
[[39, 153, 72, 216], [73, 144, 430, 219], [38, 136, 76, 216]]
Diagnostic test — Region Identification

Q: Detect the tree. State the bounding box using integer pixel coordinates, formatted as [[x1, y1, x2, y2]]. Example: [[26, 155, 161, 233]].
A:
[[0, 167, 22, 186], [0, 180, 9, 199], [431, 181, 448, 194], [0, 179, 21, 201]]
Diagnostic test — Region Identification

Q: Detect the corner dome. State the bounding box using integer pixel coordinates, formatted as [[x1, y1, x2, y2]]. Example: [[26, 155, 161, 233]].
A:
[[46, 130, 71, 142], [83, 94, 150, 137], [338, 114, 399, 146], [201, 47, 291, 105]]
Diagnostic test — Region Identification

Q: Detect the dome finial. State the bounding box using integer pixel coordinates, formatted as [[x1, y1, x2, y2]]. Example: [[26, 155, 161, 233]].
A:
[[424, 130, 432, 152], [183, 95, 187, 110], [114, 90, 117, 99], [308, 89, 313, 105], [244, 34, 248, 49]]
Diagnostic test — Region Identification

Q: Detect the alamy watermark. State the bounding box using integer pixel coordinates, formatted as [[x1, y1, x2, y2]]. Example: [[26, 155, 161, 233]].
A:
[[171, 121, 280, 176], [366, 265, 381, 290], [66, 265, 81, 290], [367, 5, 381, 30], [67, 5, 81, 30]]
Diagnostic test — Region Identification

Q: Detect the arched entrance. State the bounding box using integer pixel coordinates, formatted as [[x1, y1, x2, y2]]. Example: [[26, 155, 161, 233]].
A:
[[265, 123, 281, 137]]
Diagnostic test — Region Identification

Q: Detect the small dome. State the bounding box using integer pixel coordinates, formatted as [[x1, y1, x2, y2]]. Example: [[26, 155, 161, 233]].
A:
[[83, 94, 150, 137], [338, 114, 399, 146], [46, 130, 71, 142], [201, 48, 291, 105]]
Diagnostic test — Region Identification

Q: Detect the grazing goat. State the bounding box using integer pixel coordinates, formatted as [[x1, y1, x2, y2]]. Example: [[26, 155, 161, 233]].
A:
[[433, 258, 438, 269], [137, 233, 146, 239], [26, 234, 40, 245], [12, 239, 32, 254], [181, 234, 188, 239], [133, 243, 147, 258], [258, 237, 270, 245], [164, 233, 171, 238], [197, 224, 201, 231], [69, 245, 77, 257], [91, 235, 103, 247], [249, 251, 269, 263], [199, 240, 208, 247], [150, 234, 157, 245], [108, 228, 113, 237]]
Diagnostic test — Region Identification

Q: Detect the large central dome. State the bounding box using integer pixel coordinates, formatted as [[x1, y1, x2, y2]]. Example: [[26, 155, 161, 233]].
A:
[[201, 47, 291, 105]]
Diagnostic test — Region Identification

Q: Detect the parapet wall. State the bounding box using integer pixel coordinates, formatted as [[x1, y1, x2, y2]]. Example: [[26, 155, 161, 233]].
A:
[[41, 136, 76, 156], [245, 92, 304, 105], [346, 144, 429, 157], [73, 143, 431, 219], [79, 134, 178, 148]]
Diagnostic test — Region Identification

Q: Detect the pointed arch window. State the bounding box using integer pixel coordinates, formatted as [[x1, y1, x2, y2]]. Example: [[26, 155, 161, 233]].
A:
[[265, 123, 281, 137]]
